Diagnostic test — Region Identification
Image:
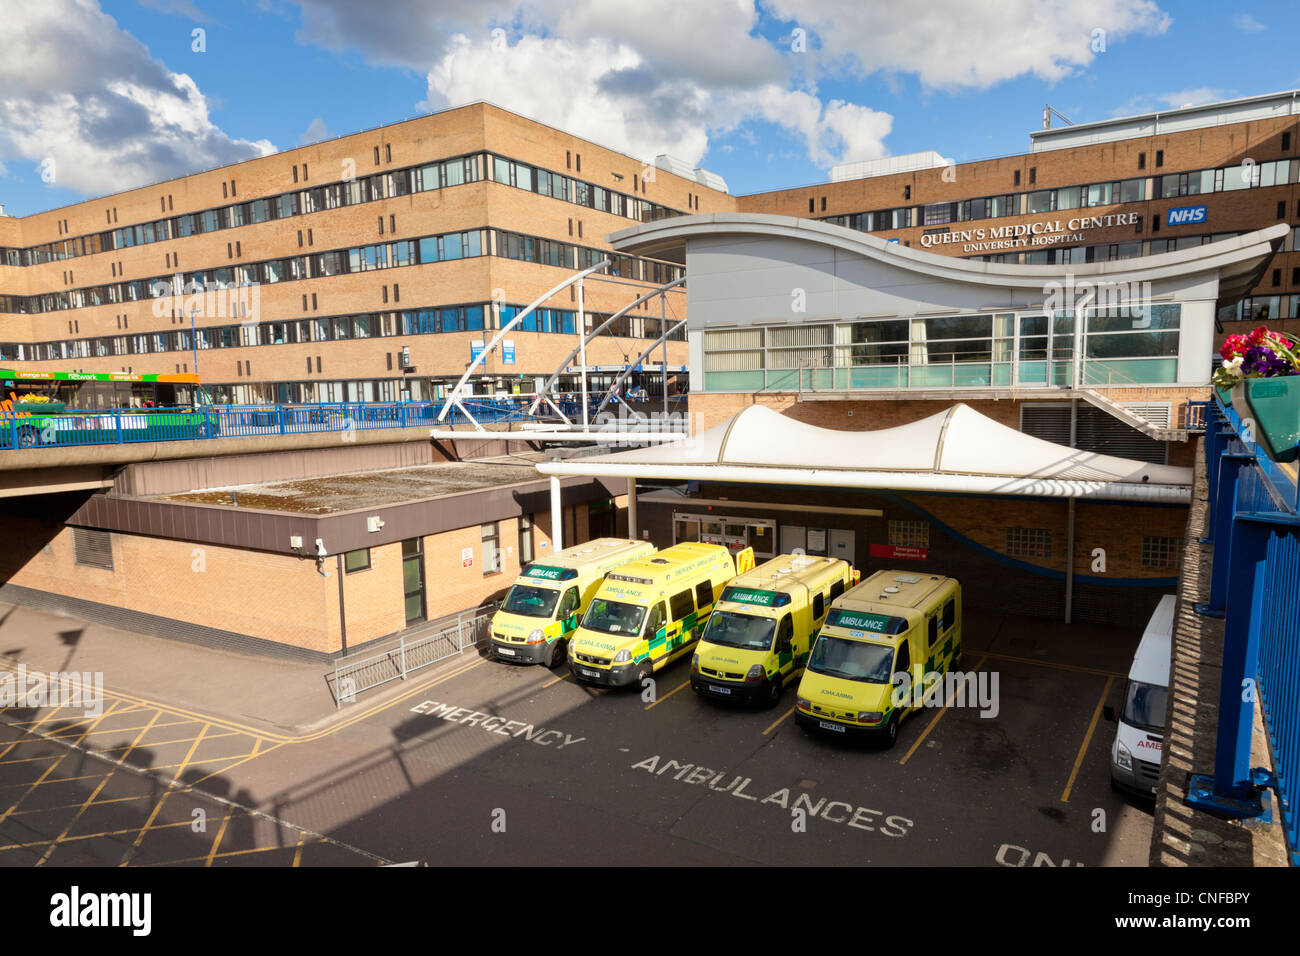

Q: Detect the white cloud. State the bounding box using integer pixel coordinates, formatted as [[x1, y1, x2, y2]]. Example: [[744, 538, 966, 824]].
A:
[[0, 0, 273, 199], [1233, 14, 1266, 33], [300, 118, 331, 144], [296, 0, 1174, 173], [762, 0, 1173, 89], [1111, 87, 1230, 115]]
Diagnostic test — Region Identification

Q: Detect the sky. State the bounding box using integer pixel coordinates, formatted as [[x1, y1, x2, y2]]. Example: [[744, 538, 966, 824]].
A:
[[0, 0, 1297, 218]]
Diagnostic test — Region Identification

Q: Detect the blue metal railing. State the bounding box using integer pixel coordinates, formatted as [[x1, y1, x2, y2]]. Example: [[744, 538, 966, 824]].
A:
[[1192, 396, 1300, 864], [0, 398, 593, 451]]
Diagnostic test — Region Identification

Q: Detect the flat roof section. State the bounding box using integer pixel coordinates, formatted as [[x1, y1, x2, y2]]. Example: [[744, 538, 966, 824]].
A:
[[162, 455, 546, 514]]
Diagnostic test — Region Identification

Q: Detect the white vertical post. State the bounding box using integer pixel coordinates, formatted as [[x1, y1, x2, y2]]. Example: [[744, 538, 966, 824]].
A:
[[627, 477, 638, 540], [550, 475, 563, 552], [578, 277, 589, 432]]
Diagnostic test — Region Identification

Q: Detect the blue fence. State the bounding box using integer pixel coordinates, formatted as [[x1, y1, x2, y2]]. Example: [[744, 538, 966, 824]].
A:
[[0, 399, 590, 451], [1194, 395, 1299, 864]]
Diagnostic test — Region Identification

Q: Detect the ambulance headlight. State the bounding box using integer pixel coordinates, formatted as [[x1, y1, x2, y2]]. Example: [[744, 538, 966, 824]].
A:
[[613, 649, 631, 663], [528, 629, 544, 644], [691, 653, 700, 672], [744, 664, 766, 683], [858, 711, 883, 724], [796, 696, 811, 711], [1115, 742, 1133, 771]]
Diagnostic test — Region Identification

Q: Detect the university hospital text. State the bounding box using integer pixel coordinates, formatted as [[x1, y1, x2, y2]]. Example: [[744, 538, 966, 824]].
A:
[[919, 213, 1140, 253]]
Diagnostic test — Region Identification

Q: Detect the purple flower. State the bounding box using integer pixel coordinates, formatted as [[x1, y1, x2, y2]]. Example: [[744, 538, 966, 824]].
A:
[[1242, 345, 1291, 377]]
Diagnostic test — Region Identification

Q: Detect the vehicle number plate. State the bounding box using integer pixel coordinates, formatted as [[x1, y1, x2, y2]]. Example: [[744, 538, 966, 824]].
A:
[[818, 720, 846, 733], [708, 685, 731, 695], [580, 668, 599, 678], [497, 647, 516, 656]]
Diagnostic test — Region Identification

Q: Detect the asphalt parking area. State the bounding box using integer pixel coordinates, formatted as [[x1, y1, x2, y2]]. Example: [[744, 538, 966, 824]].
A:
[[284, 610, 1154, 866], [0, 610, 1155, 866]]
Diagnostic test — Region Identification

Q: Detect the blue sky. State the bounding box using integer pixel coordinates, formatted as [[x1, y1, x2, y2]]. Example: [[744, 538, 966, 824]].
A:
[[0, 0, 1297, 217]]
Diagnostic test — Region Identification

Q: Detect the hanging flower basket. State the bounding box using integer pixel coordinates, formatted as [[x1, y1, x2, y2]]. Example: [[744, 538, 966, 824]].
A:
[[1232, 378, 1300, 464], [1214, 326, 1300, 463]]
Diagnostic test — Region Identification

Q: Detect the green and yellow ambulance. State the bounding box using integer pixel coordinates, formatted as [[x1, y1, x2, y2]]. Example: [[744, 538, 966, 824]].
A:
[[568, 542, 755, 688], [795, 570, 962, 747], [690, 554, 856, 707], [490, 537, 656, 668]]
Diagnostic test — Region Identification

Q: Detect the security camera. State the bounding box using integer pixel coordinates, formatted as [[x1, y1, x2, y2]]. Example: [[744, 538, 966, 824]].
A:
[[316, 538, 327, 557]]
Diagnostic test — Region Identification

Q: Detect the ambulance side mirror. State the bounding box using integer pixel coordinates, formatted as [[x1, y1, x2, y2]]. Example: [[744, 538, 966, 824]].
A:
[[1103, 705, 1116, 723]]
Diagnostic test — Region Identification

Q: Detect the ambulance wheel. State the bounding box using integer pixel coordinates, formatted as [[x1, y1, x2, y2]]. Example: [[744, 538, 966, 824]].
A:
[[880, 714, 899, 749], [635, 661, 652, 685], [762, 674, 783, 709], [545, 639, 566, 669]]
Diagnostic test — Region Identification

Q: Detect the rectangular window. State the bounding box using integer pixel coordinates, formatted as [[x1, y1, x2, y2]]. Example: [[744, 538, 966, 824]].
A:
[[669, 589, 694, 621], [1006, 527, 1053, 559], [519, 515, 535, 565], [73, 528, 114, 570], [887, 519, 929, 549], [1141, 536, 1182, 569], [482, 522, 501, 575], [344, 549, 371, 573]]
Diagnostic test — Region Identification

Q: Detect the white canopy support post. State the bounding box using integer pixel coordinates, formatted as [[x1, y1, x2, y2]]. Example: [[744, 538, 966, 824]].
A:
[[595, 318, 689, 416], [438, 259, 609, 429], [579, 276, 589, 432], [550, 475, 563, 552], [528, 276, 686, 418], [627, 477, 638, 539]]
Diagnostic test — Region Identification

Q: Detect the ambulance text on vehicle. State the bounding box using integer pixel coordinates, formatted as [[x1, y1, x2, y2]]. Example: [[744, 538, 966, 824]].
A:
[[795, 570, 961, 747], [568, 542, 755, 688], [691, 554, 856, 707], [490, 538, 657, 667]]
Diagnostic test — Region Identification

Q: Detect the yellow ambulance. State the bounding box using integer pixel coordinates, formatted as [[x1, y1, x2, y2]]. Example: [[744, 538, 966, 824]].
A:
[[795, 570, 962, 747], [490, 537, 656, 668], [568, 542, 755, 688], [690, 554, 856, 707]]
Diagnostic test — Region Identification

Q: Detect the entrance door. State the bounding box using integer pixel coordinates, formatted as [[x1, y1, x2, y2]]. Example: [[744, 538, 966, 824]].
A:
[[1015, 314, 1051, 385], [829, 529, 855, 565], [402, 538, 426, 626], [780, 525, 807, 555]]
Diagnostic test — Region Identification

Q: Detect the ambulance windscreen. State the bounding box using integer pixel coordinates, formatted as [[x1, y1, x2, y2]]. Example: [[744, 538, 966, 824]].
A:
[[581, 598, 647, 636], [702, 611, 776, 651], [501, 583, 562, 619], [808, 636, 896, 684]]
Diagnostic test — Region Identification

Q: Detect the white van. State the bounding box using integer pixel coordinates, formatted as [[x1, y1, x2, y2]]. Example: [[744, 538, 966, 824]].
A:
[[1106, 594, 1174, 796]]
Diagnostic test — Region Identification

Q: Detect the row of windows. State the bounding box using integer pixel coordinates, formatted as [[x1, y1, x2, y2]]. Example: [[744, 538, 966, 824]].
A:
[[0, 301, 683, 364], [972, 232, 1244, 267], [702, 306, 1182, 372], [824, 159, 1299, 237], [1006, 528, 1182, 569], [0, 227, 683, 315], [10, 149, 688, 268]]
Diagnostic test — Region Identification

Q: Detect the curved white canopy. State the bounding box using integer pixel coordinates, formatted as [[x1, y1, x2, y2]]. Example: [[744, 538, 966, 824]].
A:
[[536, 404, 1193, 502]]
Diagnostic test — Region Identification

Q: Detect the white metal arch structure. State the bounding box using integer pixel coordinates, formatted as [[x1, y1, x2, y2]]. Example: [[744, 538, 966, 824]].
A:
[[594, 318, 687, 416], [437, 258, 609, 431], [527, 275, 687, 422]]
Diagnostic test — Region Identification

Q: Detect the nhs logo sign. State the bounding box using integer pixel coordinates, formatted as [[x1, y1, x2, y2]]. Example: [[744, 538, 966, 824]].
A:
[[1167, 205, 1207, 226]]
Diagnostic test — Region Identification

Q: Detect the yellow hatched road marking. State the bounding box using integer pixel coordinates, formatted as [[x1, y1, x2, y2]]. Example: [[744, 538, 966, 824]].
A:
[[0, 698, 128, 824], [898, 655, 989, 766], [1, 818, 194, 852], [204, 807, 234, 866], [1061, 675, 1115, 803], [292, 830, 307, 867], [33, 703, 168, 866]]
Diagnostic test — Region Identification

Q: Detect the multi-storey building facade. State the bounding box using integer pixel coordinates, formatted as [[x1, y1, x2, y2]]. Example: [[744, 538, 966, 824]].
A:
[[0, 103, 735, 405], [742, 89, 1300, 347]]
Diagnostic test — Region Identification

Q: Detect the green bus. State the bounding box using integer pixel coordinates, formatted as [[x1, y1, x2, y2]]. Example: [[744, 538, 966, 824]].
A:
[[1, 368, 214, 448]]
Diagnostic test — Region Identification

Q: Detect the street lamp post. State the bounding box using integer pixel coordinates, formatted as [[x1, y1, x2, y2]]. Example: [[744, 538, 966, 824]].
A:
[[188, 305, 200, 388]]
